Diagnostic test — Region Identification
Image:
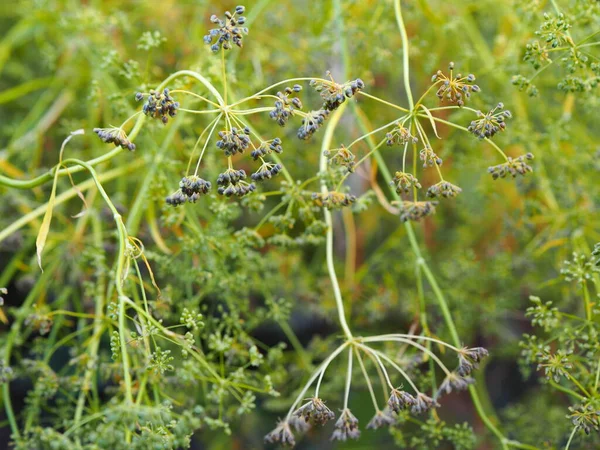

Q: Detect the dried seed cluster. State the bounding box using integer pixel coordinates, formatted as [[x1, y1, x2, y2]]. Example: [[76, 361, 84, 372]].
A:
[[270, 85, 302, 127], [391, 172, 421, 194], [457, 347, 489, 377], [137, 88, 180, 124], [251, 162, 283, 181], [468, 103, 512, 139], [488, 153, 534, 179], [264, 420, 295, 446], [432, 62, 480, 107], [311, 191, 356, 209], [93, 127, 136, 151], [251, 138, 283, 160], [203, 5, 249, 52], [217, 169, 256, 197], [216, 127, 251, 156], [298, 109, 330, 140], [365, 409, 395, 430], [385, 123, 418, 146], [437, 373, 475, 398], [419, 146, 443, 167], [292, 398, 335, 426], [166, 176, 212, 206], [310, 73, 365, 111], [426, 181, 462, 199], [324, 145, 356, 172], [399, 201, 438, 222], [331, 409, 360, 442]]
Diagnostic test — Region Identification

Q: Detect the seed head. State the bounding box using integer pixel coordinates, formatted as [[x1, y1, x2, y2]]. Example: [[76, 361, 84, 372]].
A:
[[324, 144, 356, 172], [399, 201, 438, 222], [139, 88, 179, 124], [330, 409, 360, 441], [457, 347, 489, 377], [431, 63, 480, 107], [204, 6, 249, 52], [264, 420, 295, 446], [387, 388, 416, 413], [437, 372, 475, 398], [419, 146, 443, 168], [292, 397, 335, 426], [385, 122, 418, 146], [217, 168, 256, 197], [391, 172, 421, 194], [488, 153, 534, 179], [411, 393, 439, 415], [366, 408, 395, 429], [311, 191, 356, 209], [270, 85, 302, 127], [216, 127, 251, 156], [468, 103, 512, 139], [426, 181, 462, 199], [251, 162, 283, 181], [297, 109, 330, 140], [310, 72, 365, 111], [93, 127, 136, 151], [251, 138, 283, 160]]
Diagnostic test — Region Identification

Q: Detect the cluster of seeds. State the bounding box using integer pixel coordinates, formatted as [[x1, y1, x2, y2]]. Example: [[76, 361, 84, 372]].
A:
[[488, 153, 534, 179], [437, 373, 475, 398], [324, 145, 356, 172], [419, 146, 443, 167], [311, 191, 356, 209], [264, 421, 295, 446], [385, 122, 418, 146], [217, 169, 256, 197], [166, 176, 211, 206], [203, 5, 248, 52], [426, 181, 462, 199], [251, 163, 282, 181], [251, 138, 283, 160], [136, 88, 180, 124], [468, 103, 512, 139], [387, 389, 439, 415], [432, 62, 480, 107], [270, 85, 302, 127], [93, 127, 135, 151], [365, 410, 395, 430], [310, 73, 365, 111], [216, 127, 251, 156], [399, 201, 438, 222], [292, 398, 335, 425], [456, 347, 489, 377], [391, 172, 421, 194], [331, 409, 360, 441], [297, 109, 330, 140]]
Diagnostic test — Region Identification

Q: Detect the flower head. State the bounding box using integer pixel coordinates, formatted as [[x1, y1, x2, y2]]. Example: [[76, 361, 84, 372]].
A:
[[251, 162, 283, 182], [137, 88, 179, 125], [217, 169, 256, 197], [468, 103, 512, 139], [166, 176, 212, 206], [330, 409, 360, 441], [391, 172, 421, 194], [399, 201, 438, 222], [411, 393, 439, 415], [251, 138, 283, 160], [426, 181, 462, 199], [297, 109, 330, 140], [216, 127, 251, 156], [457, 347, 489, 377], [419, 146, 443, 168], [292, 397, 335, 426], [385, 123, 418, 146], [204, 5, 249, 52], [387, 387, 416, 413], [270, 85, 302, 127], [488, 153, 534, 179], [366, 408, 395, 429], [310, 72, 365, 111], [324, 144, 356, 173], [432, 62, 480, 107], [264, 420, 295, 446], [437, 372, 475, 398], [311, 191, 356, 209], [93, 127, 136, 151]]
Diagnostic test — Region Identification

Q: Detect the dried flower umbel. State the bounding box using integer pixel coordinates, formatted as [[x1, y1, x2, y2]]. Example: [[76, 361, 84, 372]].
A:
[[399, 201, 438, 222], [270, 85, 303, 127], [264, 420, 295, 446], [457, 347, 489, 377], [297, 109, 330, 140], [216, 127, 251, 156], [217, 169, 255, 197], [251, 138, 283, 160], [391, 172, 421, 194], [385, 122, 418, 146], [292, 397, 335, 425], [488, 153, 534, 179], [203, 5, 249, 52], [311, 191, 356, 209], [330, 409, 360, 441], [468, 103, 512, 139], [93, 127, 136, 151], [137, 88, 180, 124], [432, 62, 480, 107], [310, 72, 365, 111], [324, 145, 356, 173], [366, 409, 395, 430], [426, 181, 462, 199], [419, 146, 443, 167]]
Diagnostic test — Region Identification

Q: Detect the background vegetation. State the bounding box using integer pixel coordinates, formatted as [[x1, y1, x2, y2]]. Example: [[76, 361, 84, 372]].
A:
[[1, 0, 599, 449]]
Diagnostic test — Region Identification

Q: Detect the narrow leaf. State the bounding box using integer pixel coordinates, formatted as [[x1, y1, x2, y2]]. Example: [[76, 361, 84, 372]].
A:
[[419, 104, 441, 139]]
